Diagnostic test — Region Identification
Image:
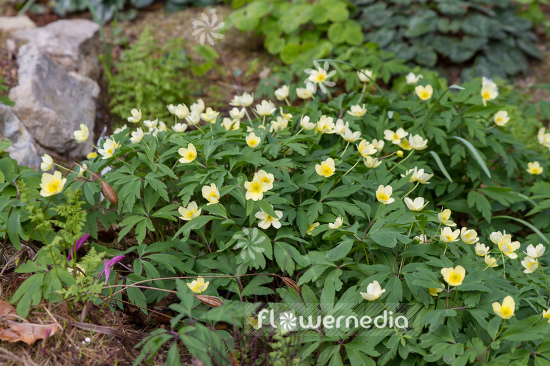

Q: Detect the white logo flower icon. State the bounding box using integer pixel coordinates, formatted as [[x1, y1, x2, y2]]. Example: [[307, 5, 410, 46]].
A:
[[192, 13, 224, 46], [279, 311, 297, 331]]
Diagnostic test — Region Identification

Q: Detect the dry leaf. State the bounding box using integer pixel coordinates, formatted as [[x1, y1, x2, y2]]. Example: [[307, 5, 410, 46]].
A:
[[0, 299, 58, 345]]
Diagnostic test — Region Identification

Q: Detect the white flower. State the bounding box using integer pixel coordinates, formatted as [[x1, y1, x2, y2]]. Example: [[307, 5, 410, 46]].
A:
[[40, 154, 53, 171], [347, 104, 367, 117], [167, 104, 175, 115], [357, 69, 373, 83], [73, 124, 89, 143], [296, 83, 315, 99], [481, 77, 498, 106], [98, 139, 118, 159], [274, 85, 289, 101], [222, 118, 240, 131], [525, 244, 545, 258], [77, 163, 87, 177], [332, 119, 348, 135], [360, 280, 385, 301], [230, 92, 253, 107], [304, 61, 336, 94], [408, 134, 428, 150], [357, 139, 377, 157], [173, 123, 188, 132], [460, 227, 479, 245], [494, 111, 509, 126], [438, 209, 456, 226], [174, 104, 189, 119], [406, 72, 423, 85], [186, 111, 201, 125], [376, 185, 394, 204], [113, 125, 128, 135], [130, 128, 144, 144], [538, 128, 550, 148], [127, 108, 141, 123], [521, 256, 539, 273], [178, 201, 202, 221], [300, 116, 316, 130], [317, 115, 335, 134], [401, 167, 433, 184], [255, 100, 276, 116], [255, 207, 283, 229], [384, 128, 408, 144], [404, 197, 428, 211], [371, 139, 385, 150], [329, 216, 343, 229], [414, 234, 429, 243], [192, 12, 224, 46], [144, 119, 158, 129], [342, 128, 361, 142], [229, 107, 246, 120], [190, 99, 205, 114], [364, 156, 381, 168], [475, 243, 490, 256], [200, 107, 219, 123], [440, 227, 460, 242]]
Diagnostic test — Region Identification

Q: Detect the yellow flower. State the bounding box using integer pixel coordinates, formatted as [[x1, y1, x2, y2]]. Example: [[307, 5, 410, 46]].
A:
[[525, 244, 545, 258], [376, 185, 395, 204], [475, 243, 490, 256], [255, 206, 283, 229], [383, 128, 408, 144], [364, 156, 381, 169], [317, 115, 335, 134], [404, 197, 428, 211], [98, 139, 118, 159], [347, 104, 367, 117], [485, 255, 498, 268], [357, 139, 377, 157], [307, 222, 320, 235], [200, 107, 219, 123], [254, 170, 274, 190], [527, 161, 543, 175], [40, 171, 67, 197], [396, 150, 404, 157], [440, 227, 460, 243], [87, 152, 98, 159], [178, 143, 197, 163], [415, 85, 433, 100], [175, 104, 189, 119], [329, 216, 343, 229], [255, 100, 276, 116], [360, 280, 385, 301], [460, 227, 479, 245], [492, 296, 515, 320], [222, 118, 239, 131], [398, 139, 412, 151], [543, 309, 550, 323], [481, 77, 498, 106], [40, 154, 53, 171], [130, 128, 144, 144], [406, 72, 423, 85], [246, 132, 261, 148], [73, 124, 89, 143], [438, 209, 456, 226], [429, 284, 445, 297], [178, 201, 201, 221], [315, 158, 336, 178], [127, 108, 141, 123], [274, 85, 289, 101], [441, 266, 465, 287], [494, 111, 509, 126], [187, 276, 209, 294], [300, 116, 316, 130], [491, 231, 520, 259], [244, 179, 270, 201], [521, 256, 538, 273], [202, 183, 220, 205], [357, 69, 373, 83]]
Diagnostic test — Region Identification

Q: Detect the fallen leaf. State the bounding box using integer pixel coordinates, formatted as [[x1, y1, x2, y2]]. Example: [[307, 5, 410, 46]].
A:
[[0, 299, 58, 345]]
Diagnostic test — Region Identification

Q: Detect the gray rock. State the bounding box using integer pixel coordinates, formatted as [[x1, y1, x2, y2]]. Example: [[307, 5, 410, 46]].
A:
[[0, 16, 36, 33], [13, 19, 101, 80], [0, 102, 41, 170], [9, 44, 99, 157]]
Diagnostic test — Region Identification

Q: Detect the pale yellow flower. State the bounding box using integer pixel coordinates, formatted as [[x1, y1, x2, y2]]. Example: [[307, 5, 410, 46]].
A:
[[525, 244, 545, 258], [190, 99, 205, 114], [87, 152, 98, 159], [538, 128, 550, 148], [490, 231, 520, 259], [186, 111, 200, 125], [460, 227, 479, 245], [357, 139, 377, 157], [332, 119, 348, 135], [485, 254, 498, 268], [527, 161, 543, 175], [481, 77, 498, 106], [255, 207, 283, 229], [521, 256, 538, 273], [178, 201, 201, 221], [255, 100, 276, 116], [40, 171, 67, 197], [254, 170, 274, 190], [187, 276, 209, 294], [98, 139, 118, 159], [307, 222, 320, 235], [173, 123, 188, 132], [383, 128, 408, 144], [178, 143, 197, 163], [245, 179, 270, 201], [40, 154, 53, 171], [300, 116, 316, 130], [127, 108, 141, 123], [317, 115, 335, 134], [246, 132, 261, 148], [200, 107, 219, 123], [73, 124, 89, 143], [441, 266, 465, 287], [371, 139, 385, 150], [230, 93, 253, 107], [274, 85, 289, 101], [494, 111, 509, 126], [342, 128, 361, 142], [202, 184, 220, 205], [415, 85, 433, 100], [404, 197, 428, 211], [175, 104, 189, 119], [402, 167, 433, 184], [347, 105, 367, 117], [429, 284, 445, 296], [396, 150, 404, 157], [408, 134, 428, 150], [130, 128, 144, 144], [296, 83, 315, 99], [144, 119, 158, 129], [406, 72, 423, 85], [543, 309, 550, 323], [398, 139, 412, 151], [492, 296, 515, 319], [376, 185, 394, 204], [475, 243, 490, 256], [315, 158, 336, 178], [440, 227, 460, 243], [357, 69, 373, 83], [438, 209, 456, 226], [222, 118, 239, 131], [360, 280, 385, 301], [329, 216, 343, 229], [113, 125, 128, 135], [229, 107, 246, 120], [364, 156, 381, 168]]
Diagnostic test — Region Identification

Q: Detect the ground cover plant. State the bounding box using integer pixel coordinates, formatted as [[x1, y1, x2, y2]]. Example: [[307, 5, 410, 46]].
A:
[[3, 58, 550, 365]]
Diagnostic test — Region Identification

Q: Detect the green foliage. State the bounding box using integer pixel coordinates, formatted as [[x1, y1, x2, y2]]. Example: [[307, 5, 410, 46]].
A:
[[0, 76, 14, 106], [106, 26, 220, 123], [350, 0, 542, 79]]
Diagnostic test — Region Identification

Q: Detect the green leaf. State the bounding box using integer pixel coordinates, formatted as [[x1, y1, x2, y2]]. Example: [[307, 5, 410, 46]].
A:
[[429, 150, 453, 182], [452, 136, 491, 178], [326, 237, 353, 262]]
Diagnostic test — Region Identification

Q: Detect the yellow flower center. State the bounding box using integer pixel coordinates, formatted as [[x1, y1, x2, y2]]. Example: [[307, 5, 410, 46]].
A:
[[251, 182, 262, 194], [260, 177, 271, 184], [208, 192, 218, 201], [420, 91, 429, 99], [315, 71, 327, 83], [450, 273, 461, 284], [186, 152, 196, 160], [482, 91, 491, 100], [249, 139, 258, 146], [185, 210, 195, 218], [47, 181, 60, 192], [378, 193, 389, 201], [321, 166, 333, 176], [500, 307, 512, 317]]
